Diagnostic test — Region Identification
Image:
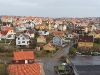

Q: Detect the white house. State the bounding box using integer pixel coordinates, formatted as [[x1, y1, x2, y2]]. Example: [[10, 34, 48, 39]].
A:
[[16, 34, 30, 46], [24, 30, 34, 38], [38, 30, 49, 36], [58, 24, 67, 31]]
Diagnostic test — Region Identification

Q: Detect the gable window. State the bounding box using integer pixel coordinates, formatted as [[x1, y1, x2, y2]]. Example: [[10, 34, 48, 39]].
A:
[[23, 38, 25, 40]]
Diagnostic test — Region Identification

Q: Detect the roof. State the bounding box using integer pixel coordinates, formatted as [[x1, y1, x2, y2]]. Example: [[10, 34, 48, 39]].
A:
[[14, 51, 34, 60], [8, 63, 40, 75], [78, 35, 93, 42], [2, 27, 14, 31], [58, 65, 65, 71], [53, 30, 64, 35], [76, 65, 100, 75], [47, 42, 52, 46], [24, 30, 34, 34], [0, 30, 8, 35], [38, 35, 45, 39]]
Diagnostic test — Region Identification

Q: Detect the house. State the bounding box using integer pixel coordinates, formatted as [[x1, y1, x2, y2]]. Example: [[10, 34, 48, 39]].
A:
[[1, 26, 16, 39], [38, 30, 49, 36], [37, 35, 46, 43], [78, 35, 94, 47], [43, 43, 56, 51], [57, 24, 67, 31], [65, 33, 74, 38], [8, 63, 41, 75], [16, 34, 30, 46], [0, 31, 8, 39], [88, 25, 97, 32], [14, 51, 34, 64], [35, 24, 45, 30], [52, 36, 67, 46], [16, 23, 26, 31], [67, 22, 75, 30], [24, 30, 34, 38], [52, 30, 65, 36], [88, 30, 100, 39]]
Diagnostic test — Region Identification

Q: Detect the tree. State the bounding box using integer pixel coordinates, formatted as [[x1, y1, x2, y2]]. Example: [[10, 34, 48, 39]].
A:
[[69, 47, 77, 55]]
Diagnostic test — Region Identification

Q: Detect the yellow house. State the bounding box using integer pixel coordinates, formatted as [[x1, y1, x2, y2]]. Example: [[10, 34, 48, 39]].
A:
[[88, 30, 100, 39], [43, 43, 56, 51], [35, 24, 45, 30], [37, 35, 46, 43], [78, 35, 93, 47]]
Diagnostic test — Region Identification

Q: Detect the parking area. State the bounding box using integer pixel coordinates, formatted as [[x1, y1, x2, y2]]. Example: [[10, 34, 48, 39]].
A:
[[69, 56, 100, 75]]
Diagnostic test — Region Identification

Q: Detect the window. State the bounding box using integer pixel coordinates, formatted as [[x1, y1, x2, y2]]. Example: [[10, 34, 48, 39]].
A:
[[18, 41, 20, 44], [23, 38, 25, 40], [18, 38, 20, 40], [16, 60, 19, 63], [22, 41, 25, 43], [27, 41, 29, 44]]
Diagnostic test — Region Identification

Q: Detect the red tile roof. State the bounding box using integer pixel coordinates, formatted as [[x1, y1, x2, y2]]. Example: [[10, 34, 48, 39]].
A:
[[14, 51, 34, 60], [78, 35, 93, 42], [2, 27, 14, 31], [38, 35, 45, 39], [8, 63, 41, 75], [0, 30, 8, 35], [47, 42, 52, 46], [53, 30, 64, 35]]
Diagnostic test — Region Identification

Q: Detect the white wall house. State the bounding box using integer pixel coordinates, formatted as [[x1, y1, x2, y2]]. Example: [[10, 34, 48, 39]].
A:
[[38, 30, 49, 36], [16, 34, 30, 46], [24, 30, 34, 38]]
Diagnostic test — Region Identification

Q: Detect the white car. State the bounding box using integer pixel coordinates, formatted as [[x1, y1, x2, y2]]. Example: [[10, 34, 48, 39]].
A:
[[76, 52, 81, 55]]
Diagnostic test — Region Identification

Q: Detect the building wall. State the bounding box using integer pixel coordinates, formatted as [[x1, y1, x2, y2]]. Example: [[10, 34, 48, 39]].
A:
[[37, 38, 46, 43], [14, 59, 34, 64], [43, 45, 55, 51], [78, 42, 93, 47]]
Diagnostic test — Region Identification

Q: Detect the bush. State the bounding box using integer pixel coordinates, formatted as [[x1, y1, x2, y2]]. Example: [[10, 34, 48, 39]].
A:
[[69, 47, 77, 55]]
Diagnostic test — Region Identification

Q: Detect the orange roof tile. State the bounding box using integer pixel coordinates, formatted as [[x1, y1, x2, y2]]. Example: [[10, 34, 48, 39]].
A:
[[2, 27, 14, 31], [47, 42, 52, 46], [38, 35, 45, 39], [8, 64, 41, 75], [14, 51, 34, 60]]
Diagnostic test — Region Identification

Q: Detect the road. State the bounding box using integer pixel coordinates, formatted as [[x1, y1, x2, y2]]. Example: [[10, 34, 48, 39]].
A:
[[41, 43, 73, 75]]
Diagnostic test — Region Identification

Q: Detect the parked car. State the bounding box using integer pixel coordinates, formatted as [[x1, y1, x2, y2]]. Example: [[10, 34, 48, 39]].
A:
[[76, 52, 81, 55], [91, 52, 100, 56]]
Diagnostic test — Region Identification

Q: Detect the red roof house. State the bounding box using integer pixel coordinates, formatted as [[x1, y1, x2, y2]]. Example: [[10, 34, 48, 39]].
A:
[[8, 63, 41, 75], [14, 51, 34, 64]]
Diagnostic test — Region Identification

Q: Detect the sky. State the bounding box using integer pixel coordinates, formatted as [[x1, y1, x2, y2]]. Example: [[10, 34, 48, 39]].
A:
[[0, 0, 100, 18]]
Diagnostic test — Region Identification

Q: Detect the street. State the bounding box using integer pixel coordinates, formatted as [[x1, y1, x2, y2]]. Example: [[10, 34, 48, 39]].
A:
[[41, 44, 73, 75]]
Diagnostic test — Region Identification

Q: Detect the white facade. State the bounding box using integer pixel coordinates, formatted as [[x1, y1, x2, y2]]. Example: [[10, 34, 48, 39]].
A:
[[24, 31, 34, 38], [16, 34, 30, 45], [38, 30, 49, 36]]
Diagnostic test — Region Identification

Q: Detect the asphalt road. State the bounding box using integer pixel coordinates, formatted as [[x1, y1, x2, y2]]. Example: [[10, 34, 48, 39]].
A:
[[41, 44, 73, 75]]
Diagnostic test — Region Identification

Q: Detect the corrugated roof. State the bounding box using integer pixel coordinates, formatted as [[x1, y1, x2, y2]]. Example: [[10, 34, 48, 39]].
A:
[[8, 64, 41, 75], [14, 51, 34, 60], [78, 35, 93, 42]]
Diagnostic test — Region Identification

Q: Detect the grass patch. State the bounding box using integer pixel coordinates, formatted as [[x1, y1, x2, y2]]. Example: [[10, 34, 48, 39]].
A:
[[94, 43, 100, 47], [35, 50, 59, 58], [0, 63, 8, 75]]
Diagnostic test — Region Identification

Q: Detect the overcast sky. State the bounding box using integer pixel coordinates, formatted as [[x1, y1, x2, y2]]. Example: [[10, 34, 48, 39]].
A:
[[0, 0, 100, 18]]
